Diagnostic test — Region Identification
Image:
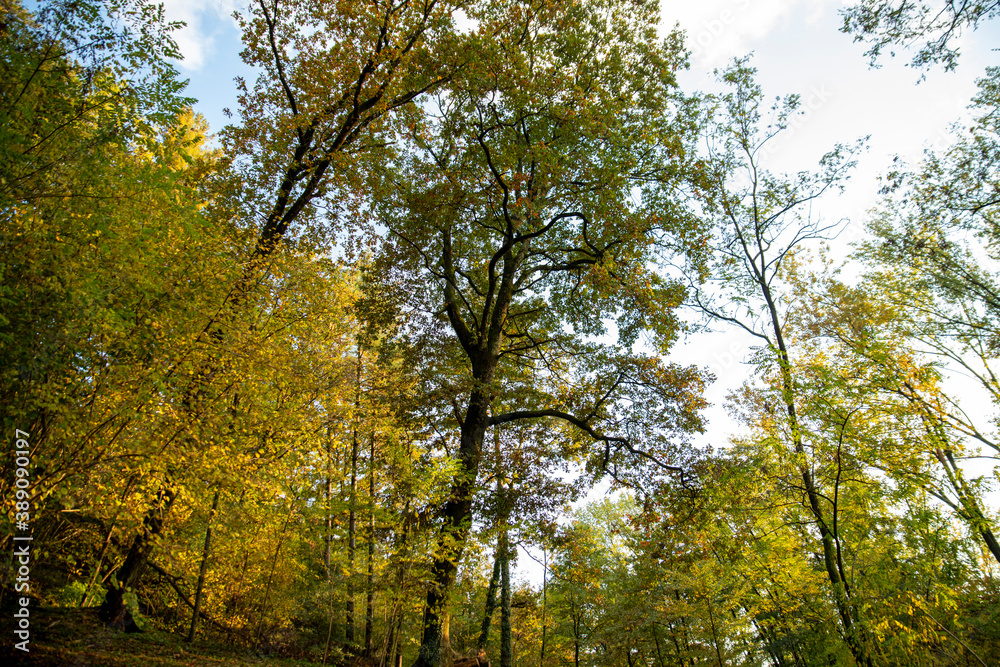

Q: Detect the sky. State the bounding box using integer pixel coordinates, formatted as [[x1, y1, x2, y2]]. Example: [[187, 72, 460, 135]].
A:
[[666, 1, 999, 450], [159, 0, 1000, 582]]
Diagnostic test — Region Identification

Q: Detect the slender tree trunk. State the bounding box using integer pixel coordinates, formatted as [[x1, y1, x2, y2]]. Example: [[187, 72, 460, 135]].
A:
[[323, 421, 336, 663], [442, 609, 454, 667], [347, 350, 361, 645], [539, 548, 547, 667], [323, 563, 337, 667], [572, 600, 581, 667], [666, 618, 685, 667], [255, 500, 297, 647], [499, 530, 512, 667], [478, 548, 502, 650], [325, 423, 333, 580], [99, 487, 176, 629], [366, 432, 376, 655], [705, 593, 723, 667], [650, 623, 668, 667], [673, 589, 693, 659], [392, 608, 406, 667], [187, 488, 221, 642], [384, 500, 415, 667]]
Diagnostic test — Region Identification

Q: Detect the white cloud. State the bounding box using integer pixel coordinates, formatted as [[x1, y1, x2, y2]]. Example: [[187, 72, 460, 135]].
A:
[[663, 0, 842, 67], [160, 0, 242, 71]]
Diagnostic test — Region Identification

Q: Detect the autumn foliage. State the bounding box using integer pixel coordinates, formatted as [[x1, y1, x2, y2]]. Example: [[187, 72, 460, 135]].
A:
[[2, 1, 1000, 666]]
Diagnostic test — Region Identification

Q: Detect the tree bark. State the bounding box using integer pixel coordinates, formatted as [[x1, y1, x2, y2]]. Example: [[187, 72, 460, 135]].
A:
[[347, 349, 362, 645], [499, 530, 512, 667], [384, 502, 413, 667], [539, 548, 547, 667], [441, 609, 454, 667], [366, 432, 376, 655], [325, 423, 333, 580], [187, 488, 220, 642], [572, 599, 581, 667], [477, 548, 502, 650], [99, 487, 176, 629], [412, 383, 492, 667]]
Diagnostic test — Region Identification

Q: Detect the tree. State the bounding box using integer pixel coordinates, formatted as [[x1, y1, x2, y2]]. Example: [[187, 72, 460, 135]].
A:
[[549, 517, 606, 667], [841, 0, 1000, 71], [0, 0, 195, 464], [693, 58, 878, 665], [840, 65, 1000, 567], [762, 256, 1000, 663], [0, 4, 238, 629], [371, 0, 710, 663], [76, 0, 475, 628], [223, 0, 471, 264]]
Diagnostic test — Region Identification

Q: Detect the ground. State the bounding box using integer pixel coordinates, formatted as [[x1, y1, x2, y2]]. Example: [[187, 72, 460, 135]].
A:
[[0, 607, 369, 667]]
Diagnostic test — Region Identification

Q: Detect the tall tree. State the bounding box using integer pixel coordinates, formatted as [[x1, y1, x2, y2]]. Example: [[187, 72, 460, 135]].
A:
[[87, 0, 474, 627], [0, 0, 195, 487], [225, 0, 472, 263], [372, 0, 709, 663], [693, 58, 874, 665], [843, 66, 1000, 565]]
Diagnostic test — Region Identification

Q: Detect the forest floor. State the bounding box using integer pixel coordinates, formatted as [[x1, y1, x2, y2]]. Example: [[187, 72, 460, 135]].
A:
[[1, 607, 344, 667]]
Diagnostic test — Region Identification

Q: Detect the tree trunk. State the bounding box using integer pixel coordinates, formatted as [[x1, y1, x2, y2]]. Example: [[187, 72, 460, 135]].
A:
[[325, 422, 333, 580], [187, 488, 220, 642], [366, 432, 376, 655], [347, 350, 362, 644], [761, 278, 873, 667], [441, 609, 454, 667], [499, 530, 512, 667], [384, 502, 413, 667], [539, 548, 547, 667], [412, 383, 491, 667], [572, 600, 581, 667], [255, 500, 296, 646], [99, 487, 176, 629], [477, 548, 502, 650], [413, 215, 520, 666], [705, 593, 723, 667]]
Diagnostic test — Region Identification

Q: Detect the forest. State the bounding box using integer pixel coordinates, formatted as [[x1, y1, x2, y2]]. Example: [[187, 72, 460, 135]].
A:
[[1, 0, 999, 665]]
